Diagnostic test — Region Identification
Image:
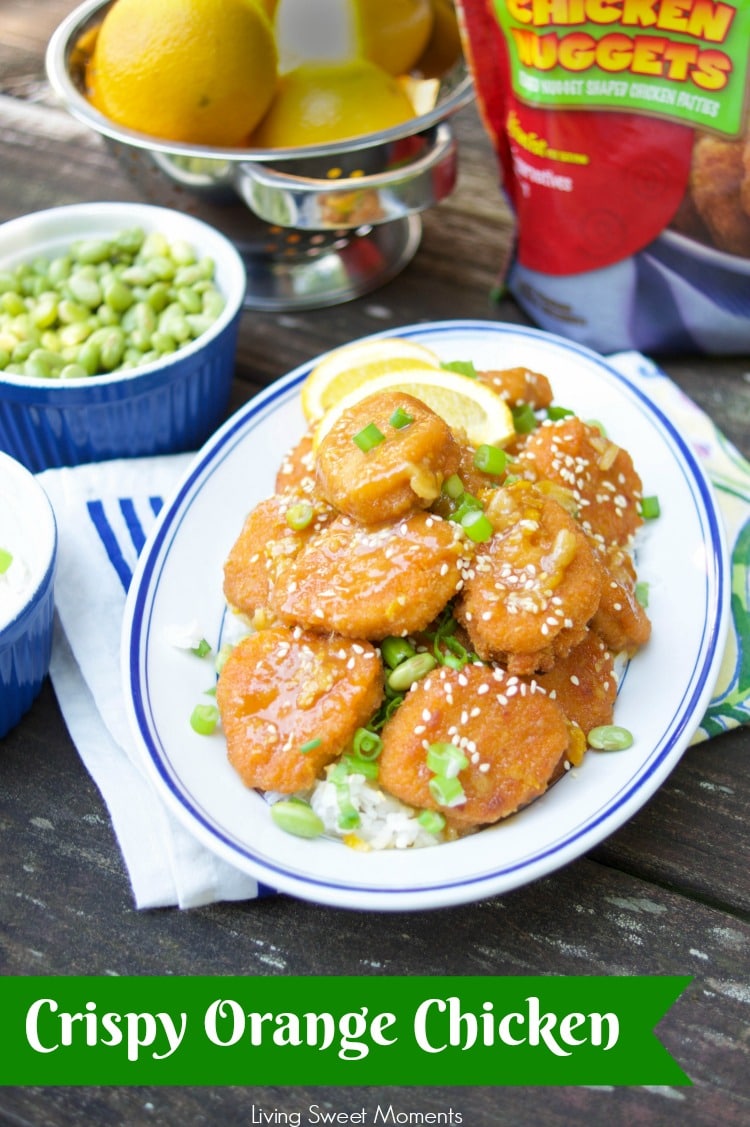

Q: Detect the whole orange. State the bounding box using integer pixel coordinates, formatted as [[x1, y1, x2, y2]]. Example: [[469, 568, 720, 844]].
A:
[[356, 0, 434, 76], [86, 0, 278, 146], [251, 59, 416, 149], [419, 0, 463, 78]]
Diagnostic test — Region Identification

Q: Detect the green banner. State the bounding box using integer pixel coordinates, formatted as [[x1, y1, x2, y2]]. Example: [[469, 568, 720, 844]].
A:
[[1, 975, 691, 1087], [492, 0, 750, 135]]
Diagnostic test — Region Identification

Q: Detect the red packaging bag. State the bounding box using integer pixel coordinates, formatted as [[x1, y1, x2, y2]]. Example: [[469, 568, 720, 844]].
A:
[[456, 0, 750, 355]]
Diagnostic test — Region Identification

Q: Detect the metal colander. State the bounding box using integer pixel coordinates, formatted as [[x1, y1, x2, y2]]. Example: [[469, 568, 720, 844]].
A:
[[45, 0, 474, 310]]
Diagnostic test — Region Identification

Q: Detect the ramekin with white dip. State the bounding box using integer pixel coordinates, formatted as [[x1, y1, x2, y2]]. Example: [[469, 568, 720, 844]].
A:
[[0, 452, 57, 738]]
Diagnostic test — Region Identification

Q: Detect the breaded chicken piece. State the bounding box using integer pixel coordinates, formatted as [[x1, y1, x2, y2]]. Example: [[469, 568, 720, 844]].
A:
[[378, 662, 571, 831], [475, 366, 553, 409], [223, 492, 332, 622], [217, 625, 383, 794], [456, 484, 603, 675], [531, 630, 617, 735], [591, 545, 651, 656], [453, 441, 514, 506], [518, 416, 643, 549], [270, 511, 473, 640], [690, 132, 750, 257], [275, 428, 317, 496], [316, 390, 460, 525]]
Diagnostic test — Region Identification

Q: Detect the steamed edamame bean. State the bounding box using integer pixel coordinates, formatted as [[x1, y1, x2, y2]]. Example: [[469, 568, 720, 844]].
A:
[[0, 226, 225, 379], [587, 725, 634, 751]]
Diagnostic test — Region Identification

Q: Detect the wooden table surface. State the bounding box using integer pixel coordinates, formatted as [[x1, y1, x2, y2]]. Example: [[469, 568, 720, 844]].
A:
[[1, 3, 749, 1124]]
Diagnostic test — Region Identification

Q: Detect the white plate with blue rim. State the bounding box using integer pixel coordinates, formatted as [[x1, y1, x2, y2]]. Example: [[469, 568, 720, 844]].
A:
[[121, 319, 730, 911]]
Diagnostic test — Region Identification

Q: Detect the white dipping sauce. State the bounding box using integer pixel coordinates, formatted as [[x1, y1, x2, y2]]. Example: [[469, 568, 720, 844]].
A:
[[0, 461, 54, 632]]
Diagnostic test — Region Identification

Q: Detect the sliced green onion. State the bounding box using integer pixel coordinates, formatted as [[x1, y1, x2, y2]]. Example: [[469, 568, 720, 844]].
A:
[[587, 725, 634, 751], [449, 492, 483, 523], [461, 510, 494, 543], [442, 473, 465, 500], [418, 809, 446, 835], [389, 406, 414, 429], [328, 766, 361, 830], [380, 636, 416, 669], [387, 652, 437, 691], [433, 610, 458, 640], [190, 703, 219, 735], [353, 422, 385, 452], [426, 741, 469, 779], [300, 737, 322, 754], [285, 501, 314, 531], [337, 803, 361, 831], [428, 774, 466, 808], [214, 641, 235, 675], [635, 581, 650, 608], [437, 636, 471, 671], [352, 727, 383, 760], [546, 405, 574, 421], [586, 419, 607, 436], [0, 548, 12, 574], [511, 402, 538, 435], [370, 690, 405, 730], [441, 359, 478, 379], [639, 495, 661, 520], [341, 753, 379, 780], [431, 613, 462, 666], [270, 798, 324, 839], [190, 637, 212, 658], [473, 444, 507, 476], [327, 762, 360, 828]]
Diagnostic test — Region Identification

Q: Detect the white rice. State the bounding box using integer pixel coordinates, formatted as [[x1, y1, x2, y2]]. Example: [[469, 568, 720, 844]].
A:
[[309, 770, 442, 850]]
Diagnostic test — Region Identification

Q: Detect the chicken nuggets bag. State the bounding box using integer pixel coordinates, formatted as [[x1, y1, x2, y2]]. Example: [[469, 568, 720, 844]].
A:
[[456, 0, 750, 354]]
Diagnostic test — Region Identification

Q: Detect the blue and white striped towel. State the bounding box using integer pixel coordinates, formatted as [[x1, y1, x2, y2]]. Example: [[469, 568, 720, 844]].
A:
[[39, 455, 262, 909], [36, 353, 750, 909]]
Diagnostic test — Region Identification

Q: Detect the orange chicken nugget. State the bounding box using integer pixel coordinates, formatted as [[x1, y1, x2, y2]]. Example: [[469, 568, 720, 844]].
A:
[[532, 631, 617, 735], [270, 511, 472, 640], [456, 484, 603, 674], [275, 428, 317, 496], [378, 663, 571, 831], [518, 416, 644, 549], [592, 545, 652, 656], [475, 366, 553, 409], [316, 390, 460, 525], [216, 625, 383, 794], [223, 493, 332, 622]]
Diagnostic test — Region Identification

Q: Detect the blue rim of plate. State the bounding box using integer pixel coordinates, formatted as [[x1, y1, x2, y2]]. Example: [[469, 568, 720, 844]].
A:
[[123, 320, 729, 909]]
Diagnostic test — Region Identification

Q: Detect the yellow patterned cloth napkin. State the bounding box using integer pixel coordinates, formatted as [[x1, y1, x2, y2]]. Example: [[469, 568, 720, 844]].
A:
[[609, 351, 749, 742]]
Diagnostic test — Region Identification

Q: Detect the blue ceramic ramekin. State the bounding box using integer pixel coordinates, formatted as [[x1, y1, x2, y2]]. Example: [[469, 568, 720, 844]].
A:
[[0, 452, 57, 738], [0, 202, 246, 472]]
